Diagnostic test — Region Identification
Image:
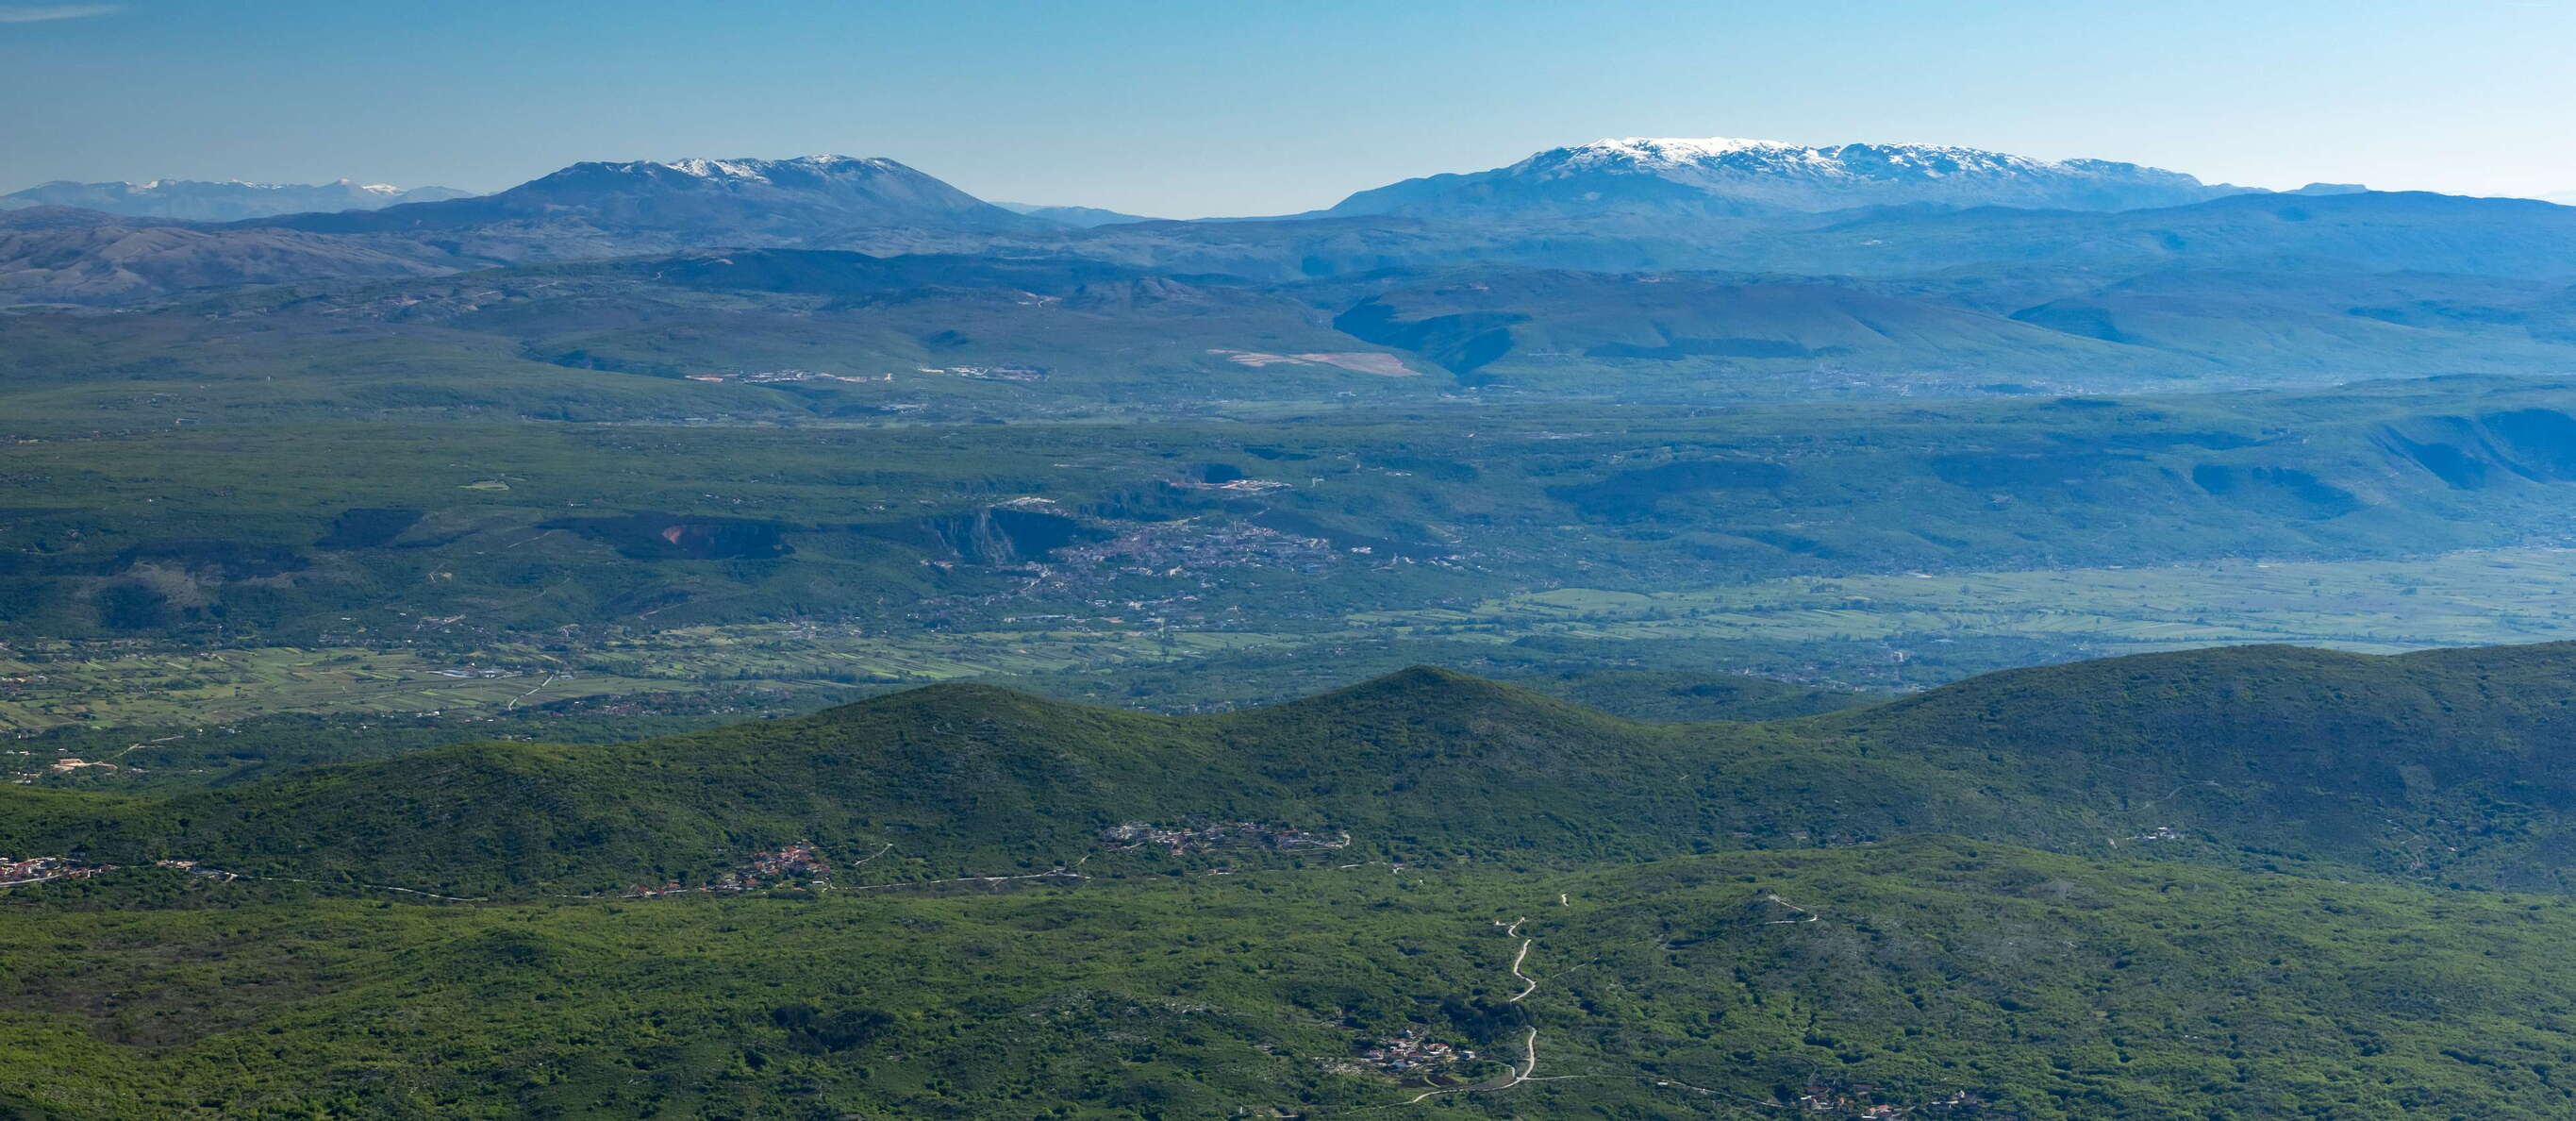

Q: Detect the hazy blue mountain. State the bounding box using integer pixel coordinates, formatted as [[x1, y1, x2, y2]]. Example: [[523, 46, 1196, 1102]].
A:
[[1752, 190, 2576, 279], [1052, 188, 2576, 291], [2003, 268, 2576, 372], [267, 155, 1043, 238], [1329, 267, 2174, 378], [12, 148, 2576, 310], [995, 201, 1162, 226], [0, 177, 472, 221], [1321, 136, 2256, 220], [0, 206, 453, 305]]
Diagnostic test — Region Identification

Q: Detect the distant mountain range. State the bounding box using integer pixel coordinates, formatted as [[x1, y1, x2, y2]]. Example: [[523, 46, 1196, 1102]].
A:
[[1322, 136, 2257, 218], [0, 206, 456, 305], [0, 177, 470, 221], [7, 141, 2576, 310], [994, 201, 1162, 227]]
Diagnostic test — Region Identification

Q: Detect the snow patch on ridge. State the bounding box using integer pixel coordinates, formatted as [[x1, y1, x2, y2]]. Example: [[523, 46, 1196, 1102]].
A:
[[654, 156, 900, 183]]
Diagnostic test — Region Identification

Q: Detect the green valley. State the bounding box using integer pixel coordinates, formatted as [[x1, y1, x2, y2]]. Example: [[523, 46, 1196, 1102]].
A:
[[13, 35, 2576, 1116]]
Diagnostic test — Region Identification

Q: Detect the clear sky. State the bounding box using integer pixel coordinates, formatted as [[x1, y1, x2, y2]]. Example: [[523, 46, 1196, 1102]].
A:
[[4, 0, 2570, 216]]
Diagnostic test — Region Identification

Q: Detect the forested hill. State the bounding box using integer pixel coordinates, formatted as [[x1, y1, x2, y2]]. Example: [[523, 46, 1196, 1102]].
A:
[[1828, 641, 2576, 888], [16, 642, 2576, 896]]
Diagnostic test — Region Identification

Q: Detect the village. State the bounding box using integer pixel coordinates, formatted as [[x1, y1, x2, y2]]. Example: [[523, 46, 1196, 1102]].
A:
[[1795, 1082, 1987, 1116], [4, 843, 838, 903], [1101, 820, 1352, 853], [1355, 1028, 1477, 1077], [681, 368, 893, 386], [622, 841, 833, 898], [0, 855, 115, 887]]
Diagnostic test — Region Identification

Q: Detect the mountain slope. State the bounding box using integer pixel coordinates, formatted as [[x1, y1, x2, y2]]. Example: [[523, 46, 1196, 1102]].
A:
[[1329, 267, 2197, 382], [1, 178, 471, 221], [2003, 267, 2576, 374], [1765, 190, 2576, 279]]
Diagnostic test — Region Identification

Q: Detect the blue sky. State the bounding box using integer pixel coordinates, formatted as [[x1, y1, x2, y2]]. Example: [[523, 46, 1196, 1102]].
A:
[[4, 0, 2570, 215]]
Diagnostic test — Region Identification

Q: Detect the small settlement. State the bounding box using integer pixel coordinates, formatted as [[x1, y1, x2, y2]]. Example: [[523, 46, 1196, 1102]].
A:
[[1795, 1083, 1986, 1115], [1102, 820, 1353, 852], [0, 856, 114, 887], [1356, 1028, 1476, 1077], [624, 841, 833, 898]]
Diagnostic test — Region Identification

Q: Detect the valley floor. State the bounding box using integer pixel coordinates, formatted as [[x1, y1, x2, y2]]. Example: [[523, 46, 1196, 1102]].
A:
[[15, 543, 2576, 746]]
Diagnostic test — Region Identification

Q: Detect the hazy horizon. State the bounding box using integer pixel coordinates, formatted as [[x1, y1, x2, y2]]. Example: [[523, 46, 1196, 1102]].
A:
[[5, 0, 2572, 216]]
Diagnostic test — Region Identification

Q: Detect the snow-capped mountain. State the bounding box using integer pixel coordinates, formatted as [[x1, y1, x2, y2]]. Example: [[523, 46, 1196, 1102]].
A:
[[1325, 136, 2254, 218], [0, 178, 472, 221], [266, 155, 1045, 246]]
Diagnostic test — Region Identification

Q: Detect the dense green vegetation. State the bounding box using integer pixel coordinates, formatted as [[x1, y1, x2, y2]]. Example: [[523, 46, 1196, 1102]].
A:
[[7, 836, 2576, 1117], [14, 642, 2576, 900]]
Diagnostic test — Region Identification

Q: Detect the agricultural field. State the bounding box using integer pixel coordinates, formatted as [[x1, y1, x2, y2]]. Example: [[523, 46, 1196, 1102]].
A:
[[0, 645, 663, 733], [16, 544, 2576, 740], [1357, 546, 2576, 662], [0, 624, 1298, 736]]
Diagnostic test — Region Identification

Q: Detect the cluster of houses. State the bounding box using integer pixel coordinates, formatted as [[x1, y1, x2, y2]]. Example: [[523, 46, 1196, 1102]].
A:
[[0, 856, 111, 886], [5, 855, 263, 889], [682, 369, 892, 385], [1795, 1084, 1983, 1116], [624, 841, 833, 898], [1798, 1084, 1897, 1115], [1102, 820, 1353, 853], [1356, 1029, 1475, 1075]]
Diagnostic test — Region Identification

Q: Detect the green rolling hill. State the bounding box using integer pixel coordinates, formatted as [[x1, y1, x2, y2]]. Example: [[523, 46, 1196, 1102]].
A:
[[21, 642, 2576, 897], [9, 644, 2576, 1115]]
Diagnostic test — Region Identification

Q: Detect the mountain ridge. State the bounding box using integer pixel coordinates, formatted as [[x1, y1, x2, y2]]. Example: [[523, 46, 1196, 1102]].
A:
[[11, 144, 2576, 305], [23, 642, 2576, 895]]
